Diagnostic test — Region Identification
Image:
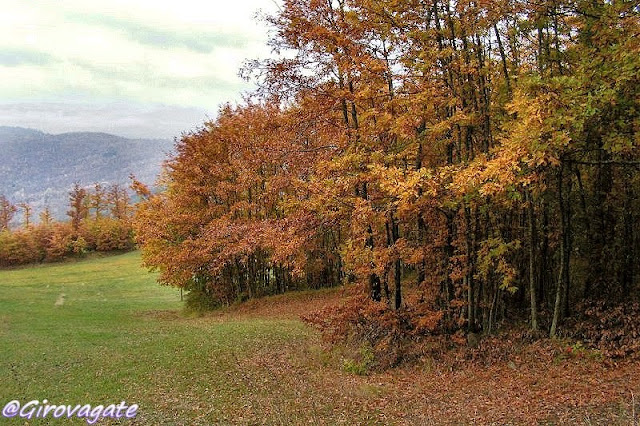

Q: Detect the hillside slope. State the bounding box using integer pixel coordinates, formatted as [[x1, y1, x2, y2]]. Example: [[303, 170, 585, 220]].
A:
[[0, 126, 174, 220], [0, 252, 638, 424]]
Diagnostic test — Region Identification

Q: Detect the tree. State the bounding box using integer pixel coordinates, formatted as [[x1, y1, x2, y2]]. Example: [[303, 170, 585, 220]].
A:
[[90, 183, 107, 220], [0, 195, 17, 231], [108, 184, 130, 220], [39, 207, 53, 227], [18, 202, 32, 228], [67, 183, 88, 231]]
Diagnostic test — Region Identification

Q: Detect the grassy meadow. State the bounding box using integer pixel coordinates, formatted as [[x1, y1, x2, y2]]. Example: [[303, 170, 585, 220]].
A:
[[1, 252, 639, 425], [0, 252, 316, 424]]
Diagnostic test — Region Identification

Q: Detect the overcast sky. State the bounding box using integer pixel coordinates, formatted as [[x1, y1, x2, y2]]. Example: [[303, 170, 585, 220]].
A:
[[0, 0, 278, 139]]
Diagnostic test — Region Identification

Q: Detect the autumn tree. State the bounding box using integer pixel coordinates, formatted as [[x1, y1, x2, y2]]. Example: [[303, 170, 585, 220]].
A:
[[39, 207, 53, 227], [0, 195, 17, 231], [108, 184, 130, 220], [18, 202, 32, 228], [90, 183, 107, 220], [0, 183, 137, 268], [67, 183, 89, 231]]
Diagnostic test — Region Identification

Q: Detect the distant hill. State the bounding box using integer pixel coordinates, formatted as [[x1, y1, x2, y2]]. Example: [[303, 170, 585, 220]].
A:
[[0, 126, 175, 221]]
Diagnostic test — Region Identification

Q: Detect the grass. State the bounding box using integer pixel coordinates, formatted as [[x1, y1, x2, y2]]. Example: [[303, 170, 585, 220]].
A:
[[0, 252, 315, 424], [1, 251, 639, 425]]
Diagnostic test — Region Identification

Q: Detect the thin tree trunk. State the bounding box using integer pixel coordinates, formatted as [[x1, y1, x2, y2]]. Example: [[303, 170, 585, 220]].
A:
[[527, 190, 539, 331], [551, 165, 566, 338], [622, 168, 635, 297], [563, 176, 573, 317], [494, 23, 511, 95], [392, 214, 402, 310], [465, 205, 476, 332]]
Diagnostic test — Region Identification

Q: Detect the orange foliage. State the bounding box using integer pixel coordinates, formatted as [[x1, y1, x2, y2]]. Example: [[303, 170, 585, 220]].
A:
[[134, 0, 640, 349]]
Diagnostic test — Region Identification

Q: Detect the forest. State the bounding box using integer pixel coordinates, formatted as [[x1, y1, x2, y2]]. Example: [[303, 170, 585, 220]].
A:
[[131, 0, 640, 360], [2, 0, 638, 365]]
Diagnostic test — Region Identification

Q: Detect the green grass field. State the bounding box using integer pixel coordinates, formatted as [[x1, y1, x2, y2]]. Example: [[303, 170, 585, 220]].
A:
[[1, 252, 639, 425], [0, 252, 326, 425]]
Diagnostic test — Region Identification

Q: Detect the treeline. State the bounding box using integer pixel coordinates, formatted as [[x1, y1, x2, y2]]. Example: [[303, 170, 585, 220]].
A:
[[134, 0, 639, 340], [0, 183, 134, 267]]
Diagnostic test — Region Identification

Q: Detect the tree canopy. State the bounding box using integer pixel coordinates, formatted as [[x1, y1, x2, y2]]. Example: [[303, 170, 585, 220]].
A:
[[134, 0, 640, 340]]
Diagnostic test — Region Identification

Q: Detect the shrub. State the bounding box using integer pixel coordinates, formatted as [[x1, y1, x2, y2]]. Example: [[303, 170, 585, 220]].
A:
[[45, 223, 75, 261], [342, 343, 375, 375], [565, 300, 640, 359], [302, 293, 447, 370], [184, 288, 223, 313], [82, 218, 135, 252], [0, 229, 42, 266]]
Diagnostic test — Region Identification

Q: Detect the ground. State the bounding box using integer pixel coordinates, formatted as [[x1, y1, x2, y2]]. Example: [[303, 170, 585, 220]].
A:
[[1, 252, 638, 425]]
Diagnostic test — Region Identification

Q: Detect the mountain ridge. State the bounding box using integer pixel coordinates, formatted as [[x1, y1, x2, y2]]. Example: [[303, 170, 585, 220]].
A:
[[0, 126, 175, 221]]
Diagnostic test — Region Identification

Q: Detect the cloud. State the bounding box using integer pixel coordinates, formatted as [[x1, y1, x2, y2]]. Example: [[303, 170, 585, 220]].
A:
[[68, 13, 251, 53], [0, 101, 214, 139], [0, 1, 279, 136], [0, 49, 55, 67]]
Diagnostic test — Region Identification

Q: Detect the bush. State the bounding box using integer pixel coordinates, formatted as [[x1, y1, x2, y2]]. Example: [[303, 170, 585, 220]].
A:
[[302, 294, 447, 370], [0, 229, 43, 266], [82, 218, 135, 252], [342, 342, 375, 375], [45, 223, 75, 261], [565, 300, 640, 359], [184, 288, 223, 313]]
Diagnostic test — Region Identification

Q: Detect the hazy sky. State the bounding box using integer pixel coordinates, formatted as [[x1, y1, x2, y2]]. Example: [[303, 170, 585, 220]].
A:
[[0, 0, 278, 139]]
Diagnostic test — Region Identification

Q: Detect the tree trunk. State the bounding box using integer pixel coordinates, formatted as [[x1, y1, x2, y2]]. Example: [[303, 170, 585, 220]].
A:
[[551, 165, 566, 338], [526, 190, 539, 331], [465, 205, 476, 332], [392, 214, 402, 310]]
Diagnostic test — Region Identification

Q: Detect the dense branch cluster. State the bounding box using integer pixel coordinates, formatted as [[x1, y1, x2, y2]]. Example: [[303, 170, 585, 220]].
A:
[[134, 0, 639, 337]]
